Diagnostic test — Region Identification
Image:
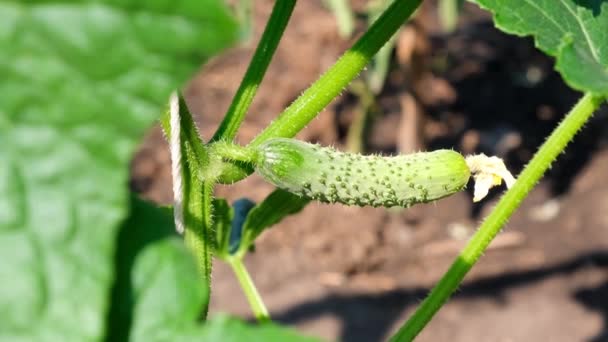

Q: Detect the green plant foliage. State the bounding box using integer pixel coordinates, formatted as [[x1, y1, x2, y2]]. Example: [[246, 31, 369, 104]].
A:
[[213, 191, 308, 258], [213, 198, 235, 258], [160, 92, 215, 315], [129, 236, 209, 342], [107, 196, 207, 341], [471, 0, 608, 95], [192, 315, 323, 342], [6, 0, 604, 339], [237, 189, 309, 256], [0, 0, 237, 340], [109, 198, 321, 342]]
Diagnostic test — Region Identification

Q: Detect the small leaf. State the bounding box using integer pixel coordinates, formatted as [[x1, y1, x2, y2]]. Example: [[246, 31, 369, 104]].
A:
[[471, 0, 608, 95], [238, 189, 309, 255], [213, 198, 234, 257]]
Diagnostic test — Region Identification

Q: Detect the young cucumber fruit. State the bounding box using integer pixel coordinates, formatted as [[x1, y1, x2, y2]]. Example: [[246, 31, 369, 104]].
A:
[[253, 138, 471, 208]]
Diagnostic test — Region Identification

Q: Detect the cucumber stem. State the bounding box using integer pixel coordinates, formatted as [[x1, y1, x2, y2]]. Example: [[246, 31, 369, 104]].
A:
[[210, 142, 256, 164], [390, 92, 604, 341], [250, 0, 424, 147], [212, 0, 297, 142], [228, 257, 270, 323]]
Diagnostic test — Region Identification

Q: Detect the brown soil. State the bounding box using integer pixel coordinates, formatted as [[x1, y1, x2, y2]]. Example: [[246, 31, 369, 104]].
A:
[[131, 1, 608, 341]]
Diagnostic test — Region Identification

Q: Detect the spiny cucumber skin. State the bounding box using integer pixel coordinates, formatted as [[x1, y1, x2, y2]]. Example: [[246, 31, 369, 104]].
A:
[[254, 138, 471, 208]]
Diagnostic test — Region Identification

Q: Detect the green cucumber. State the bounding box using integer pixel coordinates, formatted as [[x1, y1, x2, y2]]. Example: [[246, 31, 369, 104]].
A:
[[253, 138, 471, 207]]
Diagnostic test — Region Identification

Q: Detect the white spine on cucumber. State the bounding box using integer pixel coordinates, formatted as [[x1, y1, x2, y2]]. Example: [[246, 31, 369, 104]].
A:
[[254, 138, 515, 207]]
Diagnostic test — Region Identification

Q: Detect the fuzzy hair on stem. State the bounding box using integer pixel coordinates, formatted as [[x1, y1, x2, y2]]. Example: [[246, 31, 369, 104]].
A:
[[169, 91, 185, 234]]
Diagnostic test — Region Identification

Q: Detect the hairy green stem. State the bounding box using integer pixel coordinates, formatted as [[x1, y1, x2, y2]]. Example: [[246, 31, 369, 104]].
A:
[[212, 0, 297, 142], [249, 0, 423, 148], [160, 95, 209, 164], [161, 92, 215, 318], [390, 93, 605, 341], [210, 141, 256, 164], [181, 161, 214, 319], [228, 257, 270, 323]]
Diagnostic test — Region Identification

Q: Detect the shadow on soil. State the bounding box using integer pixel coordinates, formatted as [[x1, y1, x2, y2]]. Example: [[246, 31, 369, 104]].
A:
[[273, 251, 608, 342], [575, 279, 608, 342]]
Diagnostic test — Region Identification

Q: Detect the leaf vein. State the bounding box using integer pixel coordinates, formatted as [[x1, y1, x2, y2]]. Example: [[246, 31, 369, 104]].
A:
[[557, 0, 601, 62]]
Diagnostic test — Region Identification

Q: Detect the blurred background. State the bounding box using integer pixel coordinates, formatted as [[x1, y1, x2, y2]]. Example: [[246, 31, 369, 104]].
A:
[[131, 1, 608, 341]]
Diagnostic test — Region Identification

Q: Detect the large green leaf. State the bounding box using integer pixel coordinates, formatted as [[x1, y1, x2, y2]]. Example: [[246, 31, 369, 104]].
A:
[[0, 1, 237, 340], [105, 196, 199, 342], [111, 198, 320, 342], [130, 240, 322, 341], [130, 238, 205, 342], [471, 0, 608, 95]]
